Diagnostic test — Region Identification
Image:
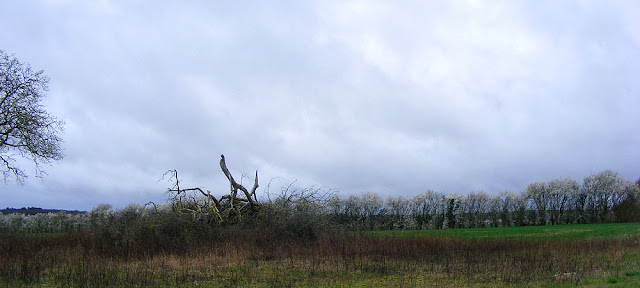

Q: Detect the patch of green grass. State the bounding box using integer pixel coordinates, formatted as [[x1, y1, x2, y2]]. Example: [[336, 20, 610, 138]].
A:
[[578, 272, 640, 288], [372, 222, 640, 241], [625, 271, 640, 277], [607, 277, 620, 283]]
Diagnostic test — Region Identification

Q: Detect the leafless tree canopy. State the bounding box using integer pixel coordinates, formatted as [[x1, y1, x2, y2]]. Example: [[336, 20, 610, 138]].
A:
[[0, 50, 64, 182]]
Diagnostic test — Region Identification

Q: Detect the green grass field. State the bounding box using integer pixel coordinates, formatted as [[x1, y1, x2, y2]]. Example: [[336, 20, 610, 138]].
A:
[[373, 222, 640, 241]]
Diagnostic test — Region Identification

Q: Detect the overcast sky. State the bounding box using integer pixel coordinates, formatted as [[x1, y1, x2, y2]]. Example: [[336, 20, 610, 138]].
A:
[[1, 1, 639, 211]]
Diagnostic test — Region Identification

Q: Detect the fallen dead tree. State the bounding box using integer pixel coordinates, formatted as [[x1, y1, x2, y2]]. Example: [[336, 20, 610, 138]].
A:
[[161, 154, 259, 224]]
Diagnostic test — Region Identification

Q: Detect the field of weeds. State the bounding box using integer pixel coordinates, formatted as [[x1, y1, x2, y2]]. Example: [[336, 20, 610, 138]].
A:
[[2, 223, 640, 287]]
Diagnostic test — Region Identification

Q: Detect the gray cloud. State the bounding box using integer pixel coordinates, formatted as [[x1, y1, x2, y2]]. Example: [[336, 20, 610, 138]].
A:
[[1, 1, 638, 210]]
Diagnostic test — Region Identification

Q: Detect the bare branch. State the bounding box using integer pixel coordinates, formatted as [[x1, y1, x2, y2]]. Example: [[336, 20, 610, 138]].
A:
[[1, 50, 64, 182], [219, 154, 257, 206], [164, 155, 261, 223], [250, 170, 259, 201]]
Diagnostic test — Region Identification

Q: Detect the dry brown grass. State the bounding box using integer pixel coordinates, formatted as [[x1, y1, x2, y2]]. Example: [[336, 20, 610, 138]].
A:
[[1, 229, 638, 287]]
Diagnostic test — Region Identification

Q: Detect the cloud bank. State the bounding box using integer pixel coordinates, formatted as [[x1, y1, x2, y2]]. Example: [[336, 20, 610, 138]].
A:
[[1, 1, 638, 210]]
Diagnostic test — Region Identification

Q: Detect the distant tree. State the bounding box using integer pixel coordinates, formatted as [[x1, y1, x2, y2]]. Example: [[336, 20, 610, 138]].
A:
[[497, 190, 517, 227], [445, 194, 461, 229], [327, 195, 348, 224], [583, 170, 627, 223], [0, 50, 64, 182], [411, 190, 443, 229], [504, 192, 528, 226], [568, 184, 590, 224], [360, 192, 384, 230], [461, 191, 490, 228], [611, 178, 640, 222], [385, 195, 415, 230], [525, 181, 550, 225], [431, 193, 448, 229], [547, 177, 579, 225], [487, 195, 501, 227], [341, 194, 365, 228]]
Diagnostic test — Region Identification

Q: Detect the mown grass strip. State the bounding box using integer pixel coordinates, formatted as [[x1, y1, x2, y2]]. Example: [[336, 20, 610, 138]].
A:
[[372, 222, 640, 241]]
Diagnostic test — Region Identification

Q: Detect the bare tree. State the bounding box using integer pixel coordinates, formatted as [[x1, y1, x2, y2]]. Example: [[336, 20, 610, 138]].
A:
[[547, 177, 579, 225], [266, 183, 336, 238], [360, 191, 384, 230], [510, 192, 529, 226], [583, 170, 627, 223], [385, 195, 412, 229], [611, 179, 640, 222], [487, 195, 502, 227], [411, 190, 444, 229], [0, 50, 64, 182], [461, 191, 490, 228], [497, 190, 517, 227], [163, 154, 259, 223], [525, 181, 550, 225], [343, 195, 361, 226]]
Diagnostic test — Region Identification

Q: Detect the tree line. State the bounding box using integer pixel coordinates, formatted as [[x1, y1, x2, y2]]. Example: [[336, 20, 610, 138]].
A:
[[327, 170, 640, 230], [2, 169, 638, 236]]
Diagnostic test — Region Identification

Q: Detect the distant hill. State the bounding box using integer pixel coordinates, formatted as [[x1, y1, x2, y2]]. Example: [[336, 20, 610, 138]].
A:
[[1, 207, 86, 215]]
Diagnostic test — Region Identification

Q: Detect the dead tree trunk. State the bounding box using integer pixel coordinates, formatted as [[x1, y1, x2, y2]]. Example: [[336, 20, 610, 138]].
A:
[[163, 154, 260, 223], [218, 154, 259, 218]]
